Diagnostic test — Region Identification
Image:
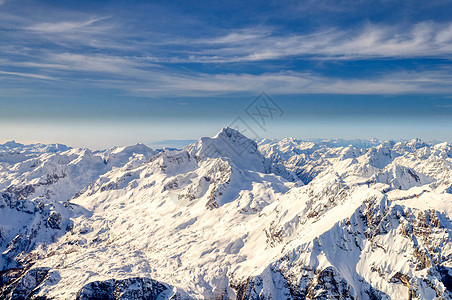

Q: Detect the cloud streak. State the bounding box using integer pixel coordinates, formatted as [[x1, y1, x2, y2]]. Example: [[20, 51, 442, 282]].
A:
[[169, 22, 452, 62], [0, 70, 56, 80], [90, 69, 452, 98], [24, 17, 110, 33], [175, 70, 452, 95]]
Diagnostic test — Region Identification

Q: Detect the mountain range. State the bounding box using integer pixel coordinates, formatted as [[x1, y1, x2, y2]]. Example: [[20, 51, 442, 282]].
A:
[[1, 128, 451, 299]]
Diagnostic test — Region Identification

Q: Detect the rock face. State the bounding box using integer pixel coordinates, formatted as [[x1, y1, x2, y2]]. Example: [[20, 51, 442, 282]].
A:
[[1, 132, 452, 299], [76, 277, 171, 300], [0, 267, 51, 300]]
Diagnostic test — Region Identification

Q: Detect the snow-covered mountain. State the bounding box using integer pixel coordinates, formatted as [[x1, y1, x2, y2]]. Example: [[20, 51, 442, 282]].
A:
[[1, 129, 451, 299]]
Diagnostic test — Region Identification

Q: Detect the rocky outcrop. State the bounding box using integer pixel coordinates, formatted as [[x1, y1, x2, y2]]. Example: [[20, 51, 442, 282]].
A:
[[76, 277, 172, 300], [0, 267, 50, 300]]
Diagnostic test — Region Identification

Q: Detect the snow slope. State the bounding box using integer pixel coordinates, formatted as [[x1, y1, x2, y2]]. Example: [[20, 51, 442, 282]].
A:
[[1, 131, 451, 299]]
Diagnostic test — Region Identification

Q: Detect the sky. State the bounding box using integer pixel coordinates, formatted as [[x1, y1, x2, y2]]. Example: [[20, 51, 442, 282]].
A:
[[0, 0, 452, 149]]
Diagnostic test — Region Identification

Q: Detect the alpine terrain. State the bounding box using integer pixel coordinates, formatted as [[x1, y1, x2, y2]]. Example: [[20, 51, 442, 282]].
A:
[[1, 128, 451, 299]]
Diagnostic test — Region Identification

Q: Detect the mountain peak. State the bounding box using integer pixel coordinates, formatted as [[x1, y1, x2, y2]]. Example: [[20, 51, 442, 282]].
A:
[[214, 127, 246, 139], [2, 140, 23, 148], [210, 127, 258, 155], [406, 138, 427, 148], [186, 127, 265, 172]]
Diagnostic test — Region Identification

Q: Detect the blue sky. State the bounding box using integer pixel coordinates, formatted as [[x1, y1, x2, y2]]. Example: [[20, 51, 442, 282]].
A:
[[0, 0, 451, 148]]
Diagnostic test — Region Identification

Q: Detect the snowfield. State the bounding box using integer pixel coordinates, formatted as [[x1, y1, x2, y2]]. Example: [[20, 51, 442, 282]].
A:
[[1, 128, 451, 299]]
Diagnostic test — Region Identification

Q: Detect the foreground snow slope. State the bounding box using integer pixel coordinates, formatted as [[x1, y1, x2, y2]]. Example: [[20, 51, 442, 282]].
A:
[[1, 129, 451, 299]]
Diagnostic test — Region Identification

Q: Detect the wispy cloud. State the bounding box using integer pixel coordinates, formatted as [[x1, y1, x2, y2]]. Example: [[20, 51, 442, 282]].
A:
[[0, 70, 56, 80], [166, 22, 452, 62], [24, 17, 110, 33], [96, 69, 452, 98], [201, 28, 271, 44], [11, 15, 125, 51], [49, 53, 139, 73]]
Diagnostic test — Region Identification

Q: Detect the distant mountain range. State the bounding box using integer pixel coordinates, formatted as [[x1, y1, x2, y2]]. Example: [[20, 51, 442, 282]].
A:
[[1, 128, 451, 299]]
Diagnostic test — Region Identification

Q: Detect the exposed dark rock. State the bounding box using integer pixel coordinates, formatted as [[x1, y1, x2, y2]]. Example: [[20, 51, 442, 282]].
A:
[[0, 267, 50, 300], [46, 211, 62, 230], [306, 267, 355, 300], [438, 266, 452, 292], [76, 277, 170, 300]]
